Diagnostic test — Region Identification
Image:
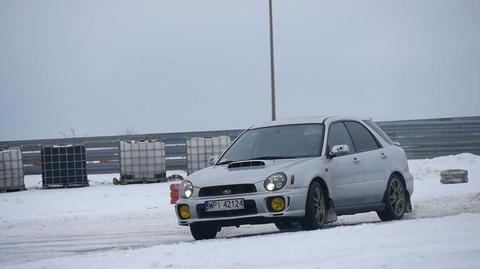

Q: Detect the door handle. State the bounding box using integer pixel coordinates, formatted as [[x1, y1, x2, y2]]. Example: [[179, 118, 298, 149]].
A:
[[353, 157, 360, 164], [380, 152, 387, 159]]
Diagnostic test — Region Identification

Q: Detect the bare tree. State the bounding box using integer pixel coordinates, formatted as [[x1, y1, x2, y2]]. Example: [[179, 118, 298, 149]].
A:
[[124, 127, 136, 135], [58, 128, 78, 138]]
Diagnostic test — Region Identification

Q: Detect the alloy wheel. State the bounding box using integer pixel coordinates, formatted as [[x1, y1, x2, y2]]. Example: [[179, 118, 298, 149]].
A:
[[389, 179, 405, 216], [312, 187, 326, 224]]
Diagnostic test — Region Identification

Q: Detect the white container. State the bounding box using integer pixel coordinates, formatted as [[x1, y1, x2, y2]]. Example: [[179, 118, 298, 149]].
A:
[[186, 136, 231, 174], [0, 148, 25, 192], [120, 140, 166, 183]]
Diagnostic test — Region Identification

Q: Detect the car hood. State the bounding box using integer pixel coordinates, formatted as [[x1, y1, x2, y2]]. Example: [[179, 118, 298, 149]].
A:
[[188, 158, 313, 187]]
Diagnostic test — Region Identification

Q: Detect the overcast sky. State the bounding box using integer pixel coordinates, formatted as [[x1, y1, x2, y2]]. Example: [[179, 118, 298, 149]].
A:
[[1, 0, 479, 141]]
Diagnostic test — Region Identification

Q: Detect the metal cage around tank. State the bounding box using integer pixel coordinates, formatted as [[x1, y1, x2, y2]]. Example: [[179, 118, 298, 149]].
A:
[[41, 145, 89, 188], [119, 140, 167, 183], [0, 147, 25, 192]]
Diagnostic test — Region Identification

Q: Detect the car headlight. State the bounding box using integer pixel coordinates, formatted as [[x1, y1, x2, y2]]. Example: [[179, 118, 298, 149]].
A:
[[264, 172, 287, 191], [180, 180, 194, 198]]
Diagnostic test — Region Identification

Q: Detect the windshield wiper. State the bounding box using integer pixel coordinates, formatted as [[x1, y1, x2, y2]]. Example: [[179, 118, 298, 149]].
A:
[[249, 156, 296, 160], [216, 160, 234, 165], [217, 156, 292, 165], [217, 156, 295, 165]]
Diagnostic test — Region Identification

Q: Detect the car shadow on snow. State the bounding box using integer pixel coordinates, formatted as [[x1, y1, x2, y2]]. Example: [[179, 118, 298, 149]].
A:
[[213, 208, 474, 241], [216, 218, 383, 240]]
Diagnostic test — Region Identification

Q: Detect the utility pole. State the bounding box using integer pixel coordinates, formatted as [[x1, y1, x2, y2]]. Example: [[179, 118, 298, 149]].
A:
[[268, 0, 276, 121]]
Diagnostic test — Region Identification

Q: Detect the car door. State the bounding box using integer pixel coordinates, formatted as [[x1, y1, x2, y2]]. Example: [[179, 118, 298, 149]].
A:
[[326, 122, 365, 207], [343, 121, 387, 203]]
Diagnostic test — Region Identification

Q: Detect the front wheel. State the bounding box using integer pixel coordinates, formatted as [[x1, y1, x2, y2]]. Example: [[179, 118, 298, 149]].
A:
[[190, 223, 218, 240], [300, 181, 326, 230], [377, 175, 407, 221]]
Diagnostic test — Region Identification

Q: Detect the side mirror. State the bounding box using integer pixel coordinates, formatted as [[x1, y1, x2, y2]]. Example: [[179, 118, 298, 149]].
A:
[[330, 144, 350, 157], [208, 155, 219, 166]]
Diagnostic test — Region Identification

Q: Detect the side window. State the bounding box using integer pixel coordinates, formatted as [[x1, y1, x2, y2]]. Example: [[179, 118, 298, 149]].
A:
[[327, 122, 355, 154], [344, 121, 380, 152]]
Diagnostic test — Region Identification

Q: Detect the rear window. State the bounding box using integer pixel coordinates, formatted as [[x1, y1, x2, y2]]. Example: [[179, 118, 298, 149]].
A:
[[363, 120, 395, 145], [344, 121, 380, 152]]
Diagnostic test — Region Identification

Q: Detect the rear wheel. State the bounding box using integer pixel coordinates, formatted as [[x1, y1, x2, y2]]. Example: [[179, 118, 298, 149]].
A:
[[190, 223, 218, 240], [274, 220, 300, 231], [377, 174, 407, 221], [300, 181, 326, 230]]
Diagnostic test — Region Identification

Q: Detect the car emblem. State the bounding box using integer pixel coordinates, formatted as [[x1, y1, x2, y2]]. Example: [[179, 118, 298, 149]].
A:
[[222, 189, 232, 195]]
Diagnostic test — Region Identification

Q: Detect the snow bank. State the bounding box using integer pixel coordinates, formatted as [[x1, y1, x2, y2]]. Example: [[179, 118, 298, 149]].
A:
[[3, 171, 186, 220], [409, 153, 480, 199]]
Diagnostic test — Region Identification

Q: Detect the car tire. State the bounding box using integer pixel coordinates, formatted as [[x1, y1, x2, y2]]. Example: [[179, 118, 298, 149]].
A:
[[300, 181, 326, 230], [440, 169, 468, 184], [190, 223, 218, 240], [377, 174, 407, 221], [274, 220, 300, 231]]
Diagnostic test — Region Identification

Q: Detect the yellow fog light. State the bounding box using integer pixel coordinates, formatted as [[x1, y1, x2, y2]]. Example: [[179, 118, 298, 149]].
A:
[[179, 205, 191, 219], [270, 197, 285, 212]]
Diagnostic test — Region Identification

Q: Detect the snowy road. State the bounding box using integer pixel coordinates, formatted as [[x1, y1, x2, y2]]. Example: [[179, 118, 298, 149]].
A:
[[1, 154, 480, 268]]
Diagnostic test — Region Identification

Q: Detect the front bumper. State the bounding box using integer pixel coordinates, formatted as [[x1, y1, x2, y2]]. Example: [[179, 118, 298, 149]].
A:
[[175, 187, 307, 226]]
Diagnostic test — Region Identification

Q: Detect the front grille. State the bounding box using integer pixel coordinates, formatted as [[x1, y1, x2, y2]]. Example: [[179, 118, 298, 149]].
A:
[[198, 184, 257, 197], [196, 200, 257, 219]]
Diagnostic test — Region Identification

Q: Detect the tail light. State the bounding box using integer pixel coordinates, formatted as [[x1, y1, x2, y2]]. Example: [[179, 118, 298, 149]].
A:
[[170, 183, 180, 204]]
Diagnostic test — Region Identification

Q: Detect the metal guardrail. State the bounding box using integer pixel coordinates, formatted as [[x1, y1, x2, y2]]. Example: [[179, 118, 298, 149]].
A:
[[0, 130, 243, 175], [377, 116, 480, 159], [1, 116, 479, 175]]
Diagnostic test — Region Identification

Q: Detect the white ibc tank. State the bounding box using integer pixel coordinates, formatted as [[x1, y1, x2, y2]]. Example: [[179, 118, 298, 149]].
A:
[[186, 136, 231, 174], [0, 147, 25, 192], [120, 140, 166, 183]]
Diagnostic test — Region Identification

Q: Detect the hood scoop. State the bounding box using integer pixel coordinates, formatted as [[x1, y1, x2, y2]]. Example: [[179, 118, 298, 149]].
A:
[[228, 160, 265, 169]]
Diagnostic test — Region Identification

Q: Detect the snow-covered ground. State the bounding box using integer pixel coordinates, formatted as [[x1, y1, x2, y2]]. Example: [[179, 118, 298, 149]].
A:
[[1, 154, 480, 269]]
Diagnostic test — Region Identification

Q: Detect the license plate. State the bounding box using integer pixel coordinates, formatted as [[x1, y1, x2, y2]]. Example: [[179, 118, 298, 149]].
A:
[[205, 199, 245, 212]]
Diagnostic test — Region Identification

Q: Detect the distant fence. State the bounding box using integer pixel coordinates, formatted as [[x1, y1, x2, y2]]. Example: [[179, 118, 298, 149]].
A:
[[1, 116, 479, 175], [0, 130, 243, 175], [377, 116, 480, 159]]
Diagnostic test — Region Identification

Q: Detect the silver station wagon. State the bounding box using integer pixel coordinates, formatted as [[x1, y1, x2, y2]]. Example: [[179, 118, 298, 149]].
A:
[[175, 116, 414, 240]]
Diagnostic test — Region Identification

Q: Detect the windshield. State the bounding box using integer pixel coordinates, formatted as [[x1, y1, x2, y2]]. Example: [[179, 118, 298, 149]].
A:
[[217, 124, 324, 165]]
